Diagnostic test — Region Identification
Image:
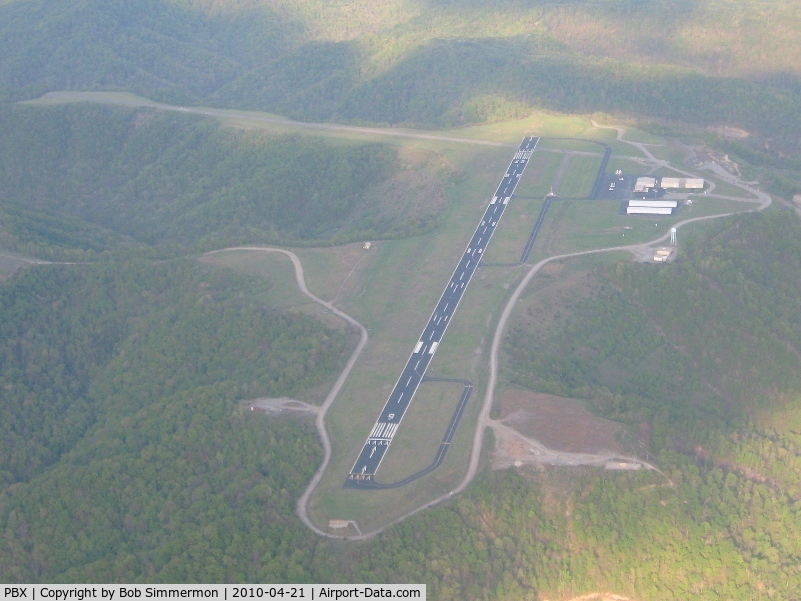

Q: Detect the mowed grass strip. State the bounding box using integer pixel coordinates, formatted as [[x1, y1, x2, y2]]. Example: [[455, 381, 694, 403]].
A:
[[535, 138, 604, 153], [456, 111, 597, 141], [518, 151, 566, 198], [309, 146, 513, 524], [293, 242, 373, 303], [556, 155, 604, 198], [480, 151, 563, 264], [615, 127, 667, 145], [605, 139, 649, 158], [481, 196, 547, 264], [376, 382, 465, 482], [646, 144, 695, 166], [705, 178, 759, 198], [606, 156, 649, 176]]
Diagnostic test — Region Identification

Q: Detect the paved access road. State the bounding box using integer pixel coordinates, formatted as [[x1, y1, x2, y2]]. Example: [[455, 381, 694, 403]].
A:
[[346, 136, 539, 485]]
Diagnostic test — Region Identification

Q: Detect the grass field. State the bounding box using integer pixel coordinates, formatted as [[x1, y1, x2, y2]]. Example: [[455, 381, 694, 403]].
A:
[[646, 144, 695, 166], [199, 250, 312, 312], [376, 381, 464, 481], [196, 248, 355, 331], [518, 151, 566, 197], [615, 127, 668, 145], [531, 197, 756, 259], [556, 155, 603, 198], [703, 177, 759, 199], [476, 148, 562, 264], [604, 139, 650, 159], [291, 242, 374, 303], [605, 157, 649, 176], [26, 92, 609, 152], [480, 196, 547, 265], [455, 110, 598, 141], [536, 138, 605, 153]]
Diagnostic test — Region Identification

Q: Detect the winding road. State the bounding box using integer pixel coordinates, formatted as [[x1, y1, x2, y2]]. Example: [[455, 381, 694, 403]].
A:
[[201, 246, 368, 537], [34, 92, 768, 536], [293, 126, 769, 540], [204, 162, 768, 541], [12, 94, 776, 539]]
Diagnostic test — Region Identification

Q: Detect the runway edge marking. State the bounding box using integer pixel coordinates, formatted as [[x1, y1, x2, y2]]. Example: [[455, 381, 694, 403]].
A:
[[346, 136, 539, 485]]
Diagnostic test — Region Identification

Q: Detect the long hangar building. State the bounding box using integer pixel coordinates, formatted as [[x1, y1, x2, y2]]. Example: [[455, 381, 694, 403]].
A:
[[626, 176, 704, 215]]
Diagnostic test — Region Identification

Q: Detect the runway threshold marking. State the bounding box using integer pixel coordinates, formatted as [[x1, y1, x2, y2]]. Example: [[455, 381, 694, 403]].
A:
[[345, 136, 539, 485]]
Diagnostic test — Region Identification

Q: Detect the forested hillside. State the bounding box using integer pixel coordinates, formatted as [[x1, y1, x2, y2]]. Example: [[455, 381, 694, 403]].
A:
[[2, 0, 801, 596], [0, 104, 453, 257], [2, 208, 801, 599], [507, 210, 801, 452], [3, 0, 801, 158], [0, 0, 291, 103], [0, 259, 356, 487]]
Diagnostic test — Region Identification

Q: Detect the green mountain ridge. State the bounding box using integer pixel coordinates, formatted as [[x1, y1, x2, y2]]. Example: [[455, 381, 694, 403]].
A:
[[2, 1, 801, 595], [2, 213, 801, 597], [3, 0, 801, 156], [0, 104, 448, 257]]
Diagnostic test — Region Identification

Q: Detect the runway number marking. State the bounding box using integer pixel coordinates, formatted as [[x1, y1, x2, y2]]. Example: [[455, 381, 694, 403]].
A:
[[347, 137, 538, 482]]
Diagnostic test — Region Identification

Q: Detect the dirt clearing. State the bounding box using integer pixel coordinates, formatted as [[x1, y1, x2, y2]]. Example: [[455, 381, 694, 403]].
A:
[[498, 388, 624, 454], [242, 397, 319, 415]]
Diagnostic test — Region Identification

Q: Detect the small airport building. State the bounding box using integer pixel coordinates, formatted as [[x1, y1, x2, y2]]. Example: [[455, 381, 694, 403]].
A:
[[660, 177, 704, 190], [632, 176, 704, 197], [633, 177, 657, 193], [624, 176, 704, 215], [653, 248, 672, 262], [626, 199, 679, 215]]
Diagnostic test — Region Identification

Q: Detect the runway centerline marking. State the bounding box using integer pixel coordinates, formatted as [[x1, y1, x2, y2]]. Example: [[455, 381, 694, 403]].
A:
[[346, 136, 539, 484]]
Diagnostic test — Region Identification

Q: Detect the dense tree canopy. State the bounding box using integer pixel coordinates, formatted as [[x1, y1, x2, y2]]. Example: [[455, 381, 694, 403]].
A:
[[2, 1, 801, 595], [0, 105, 408, 256], [2, 0, 801, 156], [1, 205, 800, 599], [0, 259, 356, 486]]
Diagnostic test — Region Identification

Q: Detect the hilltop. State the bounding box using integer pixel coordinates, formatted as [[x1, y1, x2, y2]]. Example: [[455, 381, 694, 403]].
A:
[[2, 0, 801, 165]]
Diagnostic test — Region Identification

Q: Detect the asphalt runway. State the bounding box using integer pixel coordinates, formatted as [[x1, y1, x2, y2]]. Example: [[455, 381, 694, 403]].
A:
[[346, 377, 474, 490], [346, 136, 539, 486]]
